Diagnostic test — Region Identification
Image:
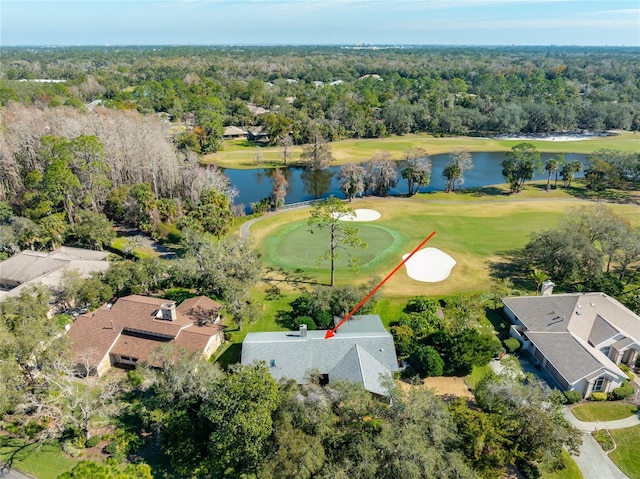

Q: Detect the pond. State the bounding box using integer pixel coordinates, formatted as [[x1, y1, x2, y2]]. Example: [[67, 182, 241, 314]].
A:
[[223, 152, 587, 210]]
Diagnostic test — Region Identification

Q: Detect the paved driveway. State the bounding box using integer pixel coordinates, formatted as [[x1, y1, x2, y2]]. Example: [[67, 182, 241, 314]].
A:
[[570, 433, 628, 479]]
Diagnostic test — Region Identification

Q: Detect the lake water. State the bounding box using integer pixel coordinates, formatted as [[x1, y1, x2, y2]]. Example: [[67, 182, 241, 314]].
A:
[[224, 152, 587, 209]]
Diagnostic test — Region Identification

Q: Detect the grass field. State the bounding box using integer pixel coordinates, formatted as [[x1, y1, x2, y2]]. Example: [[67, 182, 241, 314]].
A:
[[250, 193, 640, 298], [269, 222, 401, 270], [0, 437, 76, 479], [609, 425, 640, 479], [204, 131, 640, 169], [570, 402, 639, 422]]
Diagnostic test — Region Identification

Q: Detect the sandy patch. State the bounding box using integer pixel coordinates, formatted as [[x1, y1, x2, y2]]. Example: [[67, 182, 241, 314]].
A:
[[494, 131, 614, 142], [396, 377, 473, 398], [334, 208, 381, 222], [402, 247, 456, 282]]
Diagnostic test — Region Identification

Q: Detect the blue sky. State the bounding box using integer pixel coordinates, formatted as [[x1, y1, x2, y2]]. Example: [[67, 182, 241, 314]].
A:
[[2, 0, 639, 46]]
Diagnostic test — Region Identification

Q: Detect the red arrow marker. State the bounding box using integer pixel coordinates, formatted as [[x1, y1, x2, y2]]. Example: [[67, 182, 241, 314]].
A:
[[325, 231, 436, 339]]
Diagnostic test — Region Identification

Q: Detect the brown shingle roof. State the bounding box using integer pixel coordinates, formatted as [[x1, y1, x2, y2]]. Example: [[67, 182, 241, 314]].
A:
[[68, 295, 223, 371]]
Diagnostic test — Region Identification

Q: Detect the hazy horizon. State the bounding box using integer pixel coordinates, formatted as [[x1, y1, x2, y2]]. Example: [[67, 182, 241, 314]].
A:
[[2, 1, 639, 48]]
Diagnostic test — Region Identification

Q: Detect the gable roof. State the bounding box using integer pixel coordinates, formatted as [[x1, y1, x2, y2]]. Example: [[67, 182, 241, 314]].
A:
[[330, 344, 391, 396], [503, 292, 640, 344], [0, 248, 110, 301], [241, 315, 398, 395], [223, 126, 247, 136], [503, 292, 638, 385], [68, 295, 223, 369], [525, 332, 610, 384]]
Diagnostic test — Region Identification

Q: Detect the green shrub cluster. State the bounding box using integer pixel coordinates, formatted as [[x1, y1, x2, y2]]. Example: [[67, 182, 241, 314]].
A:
[[85, 435, 101, 448], [609, 380, 634, 400], [619, 364, 635, 381], [563, 390, 582, 404], [592, 429, 615, 452], [590, 392, 608, 401], [503, 338, 521, 353]]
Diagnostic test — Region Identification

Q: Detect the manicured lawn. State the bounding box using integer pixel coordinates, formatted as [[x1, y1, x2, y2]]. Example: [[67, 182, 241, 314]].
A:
[[609, 425, 640, 479], [570, 402, 639, 422], [0, 437, 77, 479], [270, 221, 400, 271], [250, 195, 640, 297], [541, 449, 583, 479], [465, 363, 494, 390], [204, 131, 640, 169]]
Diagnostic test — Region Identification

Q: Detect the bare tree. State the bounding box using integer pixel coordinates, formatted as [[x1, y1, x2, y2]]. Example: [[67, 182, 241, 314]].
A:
[[448, 148, 473, 191], [300, 132, 334, 171], [337, 163, 366, 201], [366, 151, 398, 196], [270, 168, 288, 210], [280, 134, 293, 166]]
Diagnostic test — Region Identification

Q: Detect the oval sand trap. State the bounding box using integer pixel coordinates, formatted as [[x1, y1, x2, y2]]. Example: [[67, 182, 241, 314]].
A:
[[402, 247, 457, 282], [333, 209, 381, 222]]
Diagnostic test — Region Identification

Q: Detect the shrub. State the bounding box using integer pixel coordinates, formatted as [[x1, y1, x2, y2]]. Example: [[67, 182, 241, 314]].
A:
[[62, 440, 83, 458], [563, 390, 583, 404], [503, 338, 521, 353], [619, 364, 635, 381], [127, 369, 144, 388], [590, 392, 607, 401], [609, 380, 634, 400], [293, 316, 316, 331], [86, 435, 101, 448], [592, 429, 615, 452]]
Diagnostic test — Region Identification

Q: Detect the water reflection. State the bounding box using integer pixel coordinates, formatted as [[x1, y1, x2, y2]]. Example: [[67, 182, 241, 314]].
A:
[[300, 169, 334, 198], [221, 152, 587, 210]]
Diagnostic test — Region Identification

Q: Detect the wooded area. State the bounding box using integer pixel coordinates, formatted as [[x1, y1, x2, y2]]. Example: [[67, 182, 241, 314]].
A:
[[1, 45, 639, 479]]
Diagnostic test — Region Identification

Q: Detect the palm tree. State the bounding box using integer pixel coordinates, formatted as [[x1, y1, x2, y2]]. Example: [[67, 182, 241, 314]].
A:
[[544, 158, 559, 191], [529, 268, 549, 294]]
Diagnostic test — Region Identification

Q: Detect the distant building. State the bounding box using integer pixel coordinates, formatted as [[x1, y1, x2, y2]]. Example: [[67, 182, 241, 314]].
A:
[[68, 295, 224, 376], [241, 315, 399, 396], [0, 247, 110, 302], [223, 125, 248, 140], [504, 292, 639, 398]]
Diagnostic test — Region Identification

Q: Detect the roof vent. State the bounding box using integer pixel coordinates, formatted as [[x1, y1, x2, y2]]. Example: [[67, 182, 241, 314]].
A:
[[590, 302, 595, 307], [576, 311, 582, 315]]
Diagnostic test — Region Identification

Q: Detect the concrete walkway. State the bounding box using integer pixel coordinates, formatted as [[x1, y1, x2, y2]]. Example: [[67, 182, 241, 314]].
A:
[[563, 407, 640, 479], [564, 407, 640, 432]]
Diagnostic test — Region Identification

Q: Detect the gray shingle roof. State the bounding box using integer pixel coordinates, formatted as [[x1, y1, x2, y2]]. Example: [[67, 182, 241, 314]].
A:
[[504, 292, 640, 386], [525, 332, 604, 384], [330, 344, 391, 396], [588, 315, 619, 346], [502, 295, 578, 333], [241, 315, 398, 395]]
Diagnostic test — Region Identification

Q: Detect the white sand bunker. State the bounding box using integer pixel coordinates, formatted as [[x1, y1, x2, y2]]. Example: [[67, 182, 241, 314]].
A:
[[402, 247, 457, 282], [334, 209, 381, 222]]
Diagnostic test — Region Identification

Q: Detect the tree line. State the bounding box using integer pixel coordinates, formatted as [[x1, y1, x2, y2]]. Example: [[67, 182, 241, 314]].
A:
[[1, 45, 639, 152]]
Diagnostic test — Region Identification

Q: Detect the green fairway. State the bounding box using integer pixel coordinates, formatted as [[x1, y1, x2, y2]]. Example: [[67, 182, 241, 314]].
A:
[[250, 195, 640, 297], [204, 131, 640, 169], [268, 221, 401, 271]]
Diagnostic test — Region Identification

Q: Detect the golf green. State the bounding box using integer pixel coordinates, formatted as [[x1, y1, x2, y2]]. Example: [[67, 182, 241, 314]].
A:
[[267, 221, 402, 271]]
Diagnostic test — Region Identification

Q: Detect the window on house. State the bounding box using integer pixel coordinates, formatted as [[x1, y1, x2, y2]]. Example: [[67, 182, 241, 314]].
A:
[[601, 346, 611, 357], [593, 377, 605, 392]]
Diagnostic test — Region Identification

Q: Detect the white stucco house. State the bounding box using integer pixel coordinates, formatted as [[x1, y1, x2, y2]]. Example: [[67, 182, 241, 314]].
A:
[[503, 290, 639, 398]]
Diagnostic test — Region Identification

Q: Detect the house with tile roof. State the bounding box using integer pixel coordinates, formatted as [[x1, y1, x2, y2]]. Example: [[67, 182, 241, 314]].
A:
[[241, 315, 399, 396], [68, 294, 224, 376], [503, 291, 639, 398]]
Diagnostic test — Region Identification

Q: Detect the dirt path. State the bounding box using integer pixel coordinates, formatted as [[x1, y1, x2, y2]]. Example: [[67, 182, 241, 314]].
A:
[[396, 376, 473, 399]]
